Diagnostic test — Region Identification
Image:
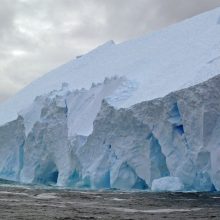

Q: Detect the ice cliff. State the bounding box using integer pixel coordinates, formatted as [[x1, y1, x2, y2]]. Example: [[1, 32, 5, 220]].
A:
[[0, 8, 220, 191]]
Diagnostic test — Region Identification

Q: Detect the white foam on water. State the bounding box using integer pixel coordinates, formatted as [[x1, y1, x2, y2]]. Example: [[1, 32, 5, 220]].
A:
[[34, 193, 57, 199], [110, 207, 202, 213]]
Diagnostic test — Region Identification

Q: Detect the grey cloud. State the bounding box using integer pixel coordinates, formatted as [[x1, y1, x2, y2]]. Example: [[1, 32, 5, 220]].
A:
[[96, 0, 220, 41], [0, 93, 10, 102], [0, 0, 16, 34], [0, 0, 220, 102]]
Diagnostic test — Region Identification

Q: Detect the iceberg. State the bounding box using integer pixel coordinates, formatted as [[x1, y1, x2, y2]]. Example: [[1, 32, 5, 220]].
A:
[[151, 177, 184, 192], [0, 8, 220, 191]]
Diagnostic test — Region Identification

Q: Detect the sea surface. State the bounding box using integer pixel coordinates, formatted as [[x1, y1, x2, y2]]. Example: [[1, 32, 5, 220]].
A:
[[0, 180, 219, 219]]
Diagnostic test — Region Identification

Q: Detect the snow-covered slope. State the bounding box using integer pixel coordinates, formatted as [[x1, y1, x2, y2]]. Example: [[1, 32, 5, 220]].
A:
[[1, 7, 220, 126], [0, 8, 220, 191]]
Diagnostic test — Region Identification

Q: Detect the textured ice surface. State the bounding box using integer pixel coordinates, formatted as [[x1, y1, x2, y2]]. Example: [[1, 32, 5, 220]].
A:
[[0, 8, 220, 191], [0, 74, 218, 191], [151, 177, 184, 192]]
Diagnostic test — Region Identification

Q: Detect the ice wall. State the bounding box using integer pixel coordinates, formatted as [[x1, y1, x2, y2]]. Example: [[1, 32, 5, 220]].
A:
[[0, 74, 220, 191], [0, 116, 25, 181]]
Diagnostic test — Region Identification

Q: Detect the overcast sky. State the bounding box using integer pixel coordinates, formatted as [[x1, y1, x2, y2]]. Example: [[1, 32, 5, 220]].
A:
[[0, 0, 220, 103]]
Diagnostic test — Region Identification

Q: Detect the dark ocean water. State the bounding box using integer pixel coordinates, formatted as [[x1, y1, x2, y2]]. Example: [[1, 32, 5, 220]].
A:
[[0, 180, 219, 220]]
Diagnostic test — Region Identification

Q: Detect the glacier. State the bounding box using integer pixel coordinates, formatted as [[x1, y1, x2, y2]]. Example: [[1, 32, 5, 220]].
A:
[[0, 8, 220, 191]]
